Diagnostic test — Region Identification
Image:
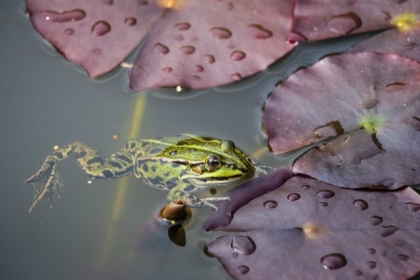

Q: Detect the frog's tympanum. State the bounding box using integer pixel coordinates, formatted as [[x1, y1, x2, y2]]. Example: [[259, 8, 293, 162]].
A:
[[26, 135, 265, 213]]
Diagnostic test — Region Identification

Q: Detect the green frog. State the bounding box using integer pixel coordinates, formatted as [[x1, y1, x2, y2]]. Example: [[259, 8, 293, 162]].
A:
[[26, 135, 268, 213]]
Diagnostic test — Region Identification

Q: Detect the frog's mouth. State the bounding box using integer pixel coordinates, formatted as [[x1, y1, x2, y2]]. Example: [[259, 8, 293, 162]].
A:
[[184, 173, 249, 187]]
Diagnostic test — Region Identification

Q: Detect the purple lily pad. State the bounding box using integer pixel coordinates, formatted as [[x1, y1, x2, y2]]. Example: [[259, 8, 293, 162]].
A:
[[203, 166, 293, 231], [348, 27, 420, 62], [129, 0, 294, 90], [26, 0, 295, 90], [26, 0, 164, 78], [288, 0, 420, 42], [207, 176, 420, 280], [262, 52, 420, 189]]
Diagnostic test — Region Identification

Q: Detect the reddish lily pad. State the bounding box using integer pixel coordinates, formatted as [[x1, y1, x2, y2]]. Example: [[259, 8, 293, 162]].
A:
[[26, 0, 164, 78], [262, 52, 420, 189], [288, 0, 420, 42], [26, 0, 295, 90], [348, 27, 420, 62], [207, 176, 420, 280], [129, 0, 294, 90]]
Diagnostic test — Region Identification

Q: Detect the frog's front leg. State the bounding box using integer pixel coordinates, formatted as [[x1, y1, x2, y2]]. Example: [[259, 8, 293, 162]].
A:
[[166, 185, 231, 211]]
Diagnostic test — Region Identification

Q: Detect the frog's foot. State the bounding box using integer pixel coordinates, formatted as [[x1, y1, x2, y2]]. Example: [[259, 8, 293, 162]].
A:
[[25, 165, 63, 213], [167, 189, 230, 211]]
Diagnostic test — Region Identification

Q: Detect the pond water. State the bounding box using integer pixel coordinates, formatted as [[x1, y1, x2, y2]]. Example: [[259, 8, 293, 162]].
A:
[[1, 1, 416, 279]]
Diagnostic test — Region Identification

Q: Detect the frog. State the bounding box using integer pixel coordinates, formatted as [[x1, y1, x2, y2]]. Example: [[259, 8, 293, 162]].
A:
[[25, 134, 269, 213]]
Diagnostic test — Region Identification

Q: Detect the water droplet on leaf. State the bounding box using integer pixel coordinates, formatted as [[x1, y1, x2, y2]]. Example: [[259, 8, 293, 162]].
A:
[[92, 21, 111, 36], [43, 9, 86, 22], [125, 17, 137, 26], [406, 202, 420, 212], [327, 12, 362, 34], [231, 235, 256, 255], [247, 24, 273, 39], [317, 190, 335, 199], [370, 216, 383, 225], [397, 254, 409, 261], [353, 199, 369, 210], [230, 51, 246, 61], [287, 193, 301, 201], [236, 265, 249, 274], [321, 253, 347, 270], [210, 27, 232, 39], [64, 28, 74, 35], [231, 73, 242, 80], [175, 22, 191, 30], [180, 46, 195, 55], [154, 43, 170, 55], [379, 225, 399, 237], [263, 200, 278, 209], [162, 67, 172, 73], [367, 261, 377, 269], [204, 54, 215, 64]]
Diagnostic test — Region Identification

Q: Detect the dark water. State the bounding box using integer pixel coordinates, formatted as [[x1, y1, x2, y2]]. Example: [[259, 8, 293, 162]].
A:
[[0, 1, 384, 279]]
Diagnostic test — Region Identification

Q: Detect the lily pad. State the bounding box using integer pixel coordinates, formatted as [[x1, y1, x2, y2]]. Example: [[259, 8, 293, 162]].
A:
[[262, 52, 420, 189], [348, 26, 420, 62], [26, 0, 164, 78], [129, 0, 294, 90], [288, 0, 420, 42], [26, 0, 295, 90], [207, 176, 420, 280]]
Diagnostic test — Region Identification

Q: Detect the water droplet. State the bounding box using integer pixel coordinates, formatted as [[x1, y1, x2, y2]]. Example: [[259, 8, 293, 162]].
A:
[[236, 265, 249, 274], [174, 34, 184, 41], [137, 0, 148, 5], [227, 2, 234, 10], [92, 21, 111, 36], [231, 73, 242, 81], [204, 54, 215, 64], [353, 199, 369, 210], [367, 248, 376, 254], [327, 12, 362, 34], [64, 28, 74, 35], [232, 252, 238, 258], [195, 65, 204, 72], [92, 48, 102, 55], [180, 46, 195, 55], [406, 202, 420, 212], [230, 50, 246, 61], [379, 225, 399, 237], [154, 43, 170, 55], [370, 216, 383, 226], [231, 235, 256, 255], [175, 22, 191, 30], [263, 200, 278, 209], [162, 67, 172, 73], [125, 17, 136, 26], [362, 98, 379, 110], [100, 0, 113, 5], [320, 202, 328, 207], [397, 254, 409, 261], [301, 185, 310, 190], [317, 190, 335, 199], [287, 193, 301, 201], [367, 261, 376, 269], [43, 9, 86, 23], [210, 27, 232, 39], [247, 24, 273, 39], [321, 253, 347, 270]]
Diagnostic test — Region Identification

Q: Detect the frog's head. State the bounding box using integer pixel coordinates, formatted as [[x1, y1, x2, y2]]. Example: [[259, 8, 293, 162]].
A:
[[162, 137, 256, 186]]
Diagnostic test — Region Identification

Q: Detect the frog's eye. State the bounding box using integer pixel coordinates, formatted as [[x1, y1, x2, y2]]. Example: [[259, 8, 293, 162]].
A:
[[205, 155, 221, 171]]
